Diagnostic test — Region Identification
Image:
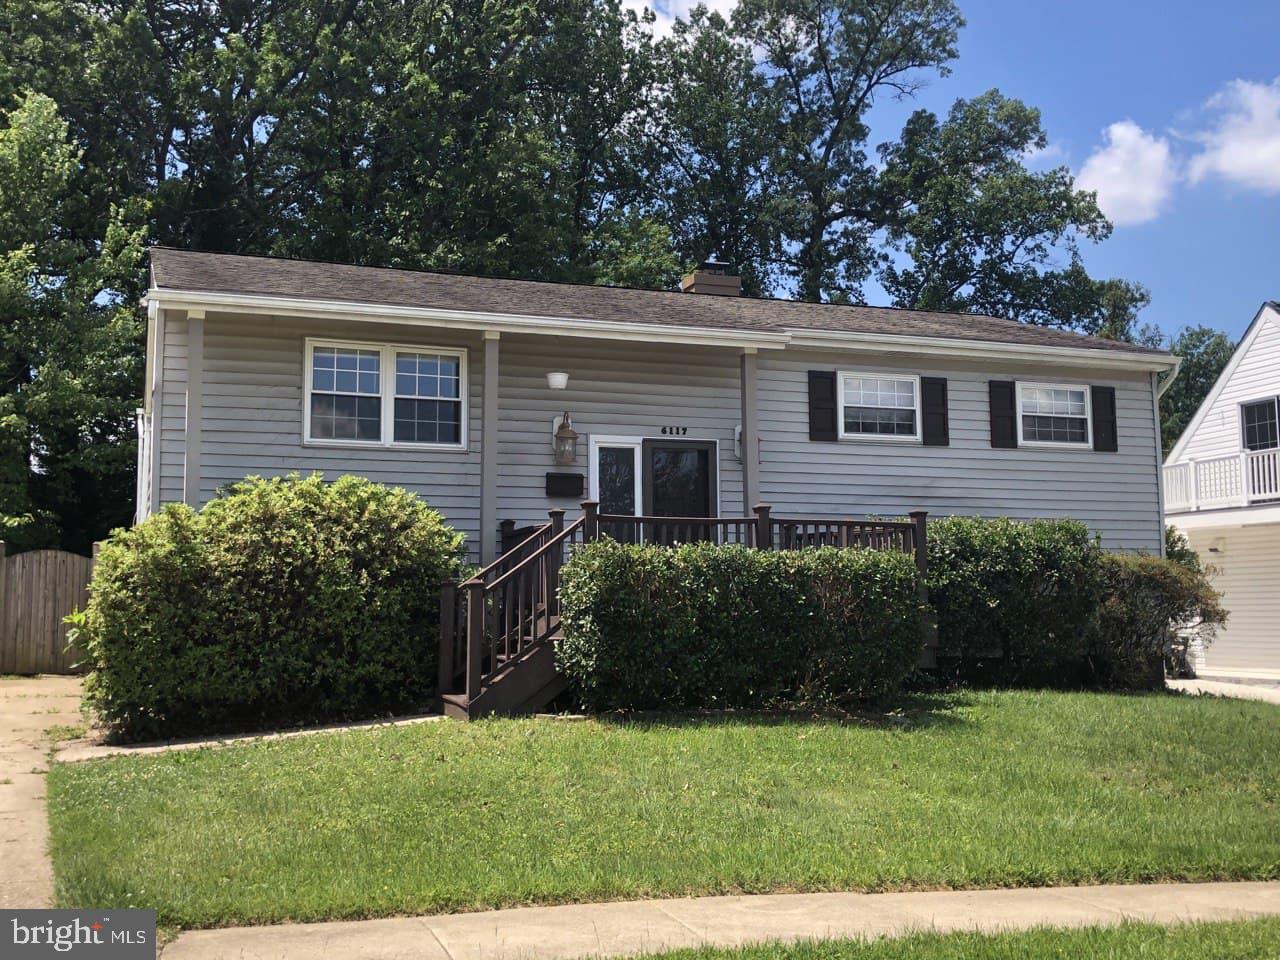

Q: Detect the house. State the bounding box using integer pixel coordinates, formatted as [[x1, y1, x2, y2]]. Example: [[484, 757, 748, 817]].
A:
[[140, 249, 1180, 716], [139, 248, 1176, 568], [1163, 301, 1280, 680]]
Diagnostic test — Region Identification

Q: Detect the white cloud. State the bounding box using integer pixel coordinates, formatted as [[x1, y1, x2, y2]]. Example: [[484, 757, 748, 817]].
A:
[[1188, 77, 1280, 194], [1076, 120, 1176, 227], [621, 0, 737, 38]]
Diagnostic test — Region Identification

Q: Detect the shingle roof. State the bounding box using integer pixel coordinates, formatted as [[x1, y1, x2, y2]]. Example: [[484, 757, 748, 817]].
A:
[[149, 248, 1170, 358]]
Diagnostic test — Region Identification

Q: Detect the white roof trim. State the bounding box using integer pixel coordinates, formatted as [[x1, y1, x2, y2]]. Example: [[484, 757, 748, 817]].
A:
[[1164, 303, 1278, 465], [146, 287, 1177, 370], [785, 328, 1175, 372], [146, 288, 792, 350]]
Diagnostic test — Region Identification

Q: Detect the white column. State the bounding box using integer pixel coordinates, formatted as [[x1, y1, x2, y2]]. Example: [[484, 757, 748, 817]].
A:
[[740, 347, 759, 511], [183, 309, 204, 507]]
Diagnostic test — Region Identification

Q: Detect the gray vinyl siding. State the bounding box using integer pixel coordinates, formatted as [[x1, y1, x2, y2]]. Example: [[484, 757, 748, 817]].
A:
[[158, 311, 485, 550], [495, 333, 744, 529], [758, 351, 1163, 552], [151, 309, 1163, 557]]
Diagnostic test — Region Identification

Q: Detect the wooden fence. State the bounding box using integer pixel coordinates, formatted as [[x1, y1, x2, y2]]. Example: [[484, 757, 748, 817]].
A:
[[0, 543, 95, 675]]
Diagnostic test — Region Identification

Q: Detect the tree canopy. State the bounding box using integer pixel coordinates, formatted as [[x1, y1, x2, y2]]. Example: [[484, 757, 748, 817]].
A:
[[0, 0, 1232, 547]]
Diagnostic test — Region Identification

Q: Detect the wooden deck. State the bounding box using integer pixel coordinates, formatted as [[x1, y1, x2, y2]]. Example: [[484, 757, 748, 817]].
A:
[[437, 502, 931, 719]]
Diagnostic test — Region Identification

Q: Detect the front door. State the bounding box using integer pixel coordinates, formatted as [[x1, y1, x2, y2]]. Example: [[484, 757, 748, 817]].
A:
[[643, 439, 717, 542]]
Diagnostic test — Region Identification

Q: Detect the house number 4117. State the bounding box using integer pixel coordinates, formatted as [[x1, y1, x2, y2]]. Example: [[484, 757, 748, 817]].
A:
[[660, 425, 688, 435]]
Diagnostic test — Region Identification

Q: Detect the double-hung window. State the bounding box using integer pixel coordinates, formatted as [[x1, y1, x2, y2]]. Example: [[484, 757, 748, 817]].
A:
[[838, 373, 921, 440], [394, 352, 463, 444], [309, 345, 383, 441], [1242, 398, 1279, 451], [305, 339, 467, 449], [1017, 382, 1091, 446]]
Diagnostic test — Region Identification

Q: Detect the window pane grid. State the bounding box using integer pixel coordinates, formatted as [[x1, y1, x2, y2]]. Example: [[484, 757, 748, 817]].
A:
[[395, 352, 461, 400], [312, 346, 381, 396], [1243, 399, 1279, 452], [843, 376, 916, 409]]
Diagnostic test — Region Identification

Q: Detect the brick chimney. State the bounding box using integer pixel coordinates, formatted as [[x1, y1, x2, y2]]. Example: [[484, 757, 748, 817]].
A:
[[680, 258, 741, 297]]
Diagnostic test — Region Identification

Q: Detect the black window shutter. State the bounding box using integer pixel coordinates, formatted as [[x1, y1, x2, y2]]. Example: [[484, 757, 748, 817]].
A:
[[989, 381, 1017, 448], [1091, 385, 1118, 451], [921, 377, 949, 446], [808, 371, 838, 441]]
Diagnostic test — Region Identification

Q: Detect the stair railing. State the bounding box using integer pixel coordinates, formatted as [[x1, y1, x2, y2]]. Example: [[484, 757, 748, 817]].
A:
[[440, 510, 586, 703]]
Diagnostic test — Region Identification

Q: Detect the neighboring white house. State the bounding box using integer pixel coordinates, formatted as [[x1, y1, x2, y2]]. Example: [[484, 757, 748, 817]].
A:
[[139, 249, 1176, 569], [1164, 301, 1280, 679]]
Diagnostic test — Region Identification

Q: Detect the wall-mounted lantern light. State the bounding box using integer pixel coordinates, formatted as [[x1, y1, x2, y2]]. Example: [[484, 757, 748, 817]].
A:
[[552, 412, 579, 465], [546, 371, 569, 390]]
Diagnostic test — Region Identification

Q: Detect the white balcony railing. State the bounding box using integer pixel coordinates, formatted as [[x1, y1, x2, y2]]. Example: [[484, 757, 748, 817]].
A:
[[1164, 449, 1280, 512]]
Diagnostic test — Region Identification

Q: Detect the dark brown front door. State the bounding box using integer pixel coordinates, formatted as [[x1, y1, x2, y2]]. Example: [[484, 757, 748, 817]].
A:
[[643, 440, 716, 542]]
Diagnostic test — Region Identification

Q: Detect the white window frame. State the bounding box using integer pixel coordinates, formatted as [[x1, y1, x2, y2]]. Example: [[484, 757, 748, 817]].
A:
[[588, 435, 644, 516], [303, 338, 468, 450], [836, 372, 922, 443], [1239, 396, 1280, 452], [1015, 380, 1092, 449]]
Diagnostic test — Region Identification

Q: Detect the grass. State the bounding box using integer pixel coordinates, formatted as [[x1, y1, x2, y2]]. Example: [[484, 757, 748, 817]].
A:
[[631, 920, 1280, 960], [47, 690, 1280, 928]]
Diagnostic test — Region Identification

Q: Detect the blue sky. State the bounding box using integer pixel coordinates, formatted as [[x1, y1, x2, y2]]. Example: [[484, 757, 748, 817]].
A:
[[631, 0, 1280, 341]]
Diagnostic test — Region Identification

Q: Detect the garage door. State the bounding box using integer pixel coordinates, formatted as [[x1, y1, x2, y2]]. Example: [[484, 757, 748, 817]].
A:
[[1186, 523, 1280, 679]]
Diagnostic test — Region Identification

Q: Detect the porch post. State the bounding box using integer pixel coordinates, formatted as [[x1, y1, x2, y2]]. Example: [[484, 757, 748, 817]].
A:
[[740, 347, 760, 511], [480, 331, 501, 565], [183, 309, 204, 506]]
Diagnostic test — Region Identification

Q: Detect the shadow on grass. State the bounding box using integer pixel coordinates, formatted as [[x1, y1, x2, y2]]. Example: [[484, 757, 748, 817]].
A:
[[587, 691, 974, 734]]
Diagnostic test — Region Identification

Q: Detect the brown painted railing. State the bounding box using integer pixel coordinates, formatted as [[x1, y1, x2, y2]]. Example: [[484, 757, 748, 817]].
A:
[[440, 501, 933, 712], [439, 510, 586, 700]]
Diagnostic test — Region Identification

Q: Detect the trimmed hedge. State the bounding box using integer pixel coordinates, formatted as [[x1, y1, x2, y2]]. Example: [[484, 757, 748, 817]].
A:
[[72, 474, 464, 740], [557, 540, 923, 711], [927, 516, 1103, 684], [1089, 552, 1227, 689]]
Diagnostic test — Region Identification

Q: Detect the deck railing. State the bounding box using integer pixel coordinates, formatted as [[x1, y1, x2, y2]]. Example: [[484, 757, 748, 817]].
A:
[[440, 501, 932, 711], [1164, 449, 1280, 512]]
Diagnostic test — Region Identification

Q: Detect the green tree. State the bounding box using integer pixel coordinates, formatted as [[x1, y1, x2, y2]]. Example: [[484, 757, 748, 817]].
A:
[[877, 91, 1149, 334], [1161, 325, 1236, 455], [647, 8, 777, 295], [0, 93, 146, 552], [733, 0, 963, 301]]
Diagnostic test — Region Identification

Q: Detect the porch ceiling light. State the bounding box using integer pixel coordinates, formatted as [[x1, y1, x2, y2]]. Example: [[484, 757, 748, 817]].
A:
[[553, 411, 579, 465], [546, 371, 569, 390]]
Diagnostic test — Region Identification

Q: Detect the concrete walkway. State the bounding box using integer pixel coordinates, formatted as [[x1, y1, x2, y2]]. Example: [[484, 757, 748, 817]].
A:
[[0, 675, 83, 908], [164, 881, 1280, 960], [57, 712, 446, 763], [1168, 677, 1280, 705]]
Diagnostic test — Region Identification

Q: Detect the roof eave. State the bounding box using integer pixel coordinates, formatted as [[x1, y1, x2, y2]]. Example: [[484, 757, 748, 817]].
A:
[[785, 328, 1176, 372], [145, 286, 1176, 371], [144, 287, 792, 350]]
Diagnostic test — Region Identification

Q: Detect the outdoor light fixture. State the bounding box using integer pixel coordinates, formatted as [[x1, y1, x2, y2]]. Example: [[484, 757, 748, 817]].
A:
[[552, 412, 579, 465], [546, 371, 569, 390]]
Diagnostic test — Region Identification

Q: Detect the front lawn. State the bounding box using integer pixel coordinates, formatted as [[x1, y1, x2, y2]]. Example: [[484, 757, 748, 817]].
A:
[[48, 690, 1280, 927], [633, 920, 1280, 960]]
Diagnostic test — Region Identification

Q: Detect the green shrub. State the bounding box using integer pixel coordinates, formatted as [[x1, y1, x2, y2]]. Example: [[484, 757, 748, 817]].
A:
[[557, 540, 923, 711], [927, 517, 1103, 684], [1089, 553, 1227, 688], [72, 474, 464, 740]]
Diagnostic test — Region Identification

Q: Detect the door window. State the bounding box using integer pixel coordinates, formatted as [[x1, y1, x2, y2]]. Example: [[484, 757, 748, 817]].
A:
[[597, 446, 638, 515]]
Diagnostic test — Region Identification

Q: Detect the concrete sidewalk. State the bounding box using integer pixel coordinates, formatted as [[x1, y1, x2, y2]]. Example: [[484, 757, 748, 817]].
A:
[[1168, 678, 1280, 705], [164, 881, 1280, 960], [0, 675, 84, 908]]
